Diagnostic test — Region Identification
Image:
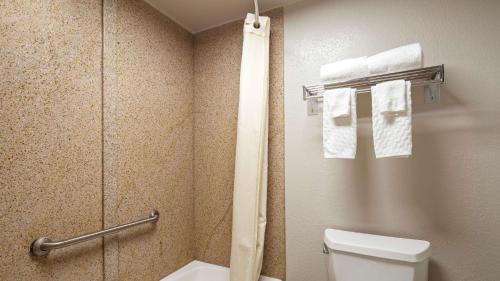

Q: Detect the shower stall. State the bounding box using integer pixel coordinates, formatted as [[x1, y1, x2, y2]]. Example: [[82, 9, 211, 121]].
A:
[[1, 0, 285, 281]]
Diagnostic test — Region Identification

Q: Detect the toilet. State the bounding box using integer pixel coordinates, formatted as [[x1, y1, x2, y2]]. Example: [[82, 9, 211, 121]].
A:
[[324, 229, 431, 281]]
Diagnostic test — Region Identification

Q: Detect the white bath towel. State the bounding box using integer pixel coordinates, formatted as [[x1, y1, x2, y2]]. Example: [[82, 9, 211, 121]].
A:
[[320, 56, 369, 82], [374, 80, 407, 115], [323, 88, 357, 159], [371, 81, 412, 158], [368, 43, 423, 75]]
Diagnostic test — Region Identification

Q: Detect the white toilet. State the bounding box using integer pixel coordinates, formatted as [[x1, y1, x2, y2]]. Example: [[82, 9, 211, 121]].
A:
[[324, 229, 431, 281]]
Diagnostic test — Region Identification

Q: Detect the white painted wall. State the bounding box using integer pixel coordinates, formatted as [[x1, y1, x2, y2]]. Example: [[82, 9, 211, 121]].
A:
[[284, 0, 500, 281]]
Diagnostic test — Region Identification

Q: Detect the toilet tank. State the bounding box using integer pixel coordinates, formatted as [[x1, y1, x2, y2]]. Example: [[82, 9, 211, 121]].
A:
[[324, 229, 431, 281]]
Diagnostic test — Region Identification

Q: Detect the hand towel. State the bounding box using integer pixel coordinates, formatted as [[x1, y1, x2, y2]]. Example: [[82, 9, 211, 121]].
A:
[[371, 81, 412, 158], [368, 43, 422, 75], [374, 80, 407, 115], [320, 56, 369, 82], [323, 88, 357, 159], [327, 88, 351, 118]]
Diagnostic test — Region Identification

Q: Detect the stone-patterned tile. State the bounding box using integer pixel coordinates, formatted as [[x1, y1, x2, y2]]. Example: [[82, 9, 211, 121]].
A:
[[0, 1, 103, 280], [103, 1, 195, 280], [1, 2, 284, 280]]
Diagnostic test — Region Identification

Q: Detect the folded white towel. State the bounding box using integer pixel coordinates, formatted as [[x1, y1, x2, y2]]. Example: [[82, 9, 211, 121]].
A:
[[320, 56, 369, 82], [371, 81, 412, 158], [368, 43, 422, 75], [323, 88, 357, 159], [374, 80, 407, 115], [327, 88, 351, 118]]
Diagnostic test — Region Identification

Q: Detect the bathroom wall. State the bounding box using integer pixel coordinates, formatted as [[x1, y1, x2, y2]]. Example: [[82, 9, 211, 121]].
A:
[[1, 1, 285, 280], [102, 0, 195, 280], [0, 1, 104, 281], [284, 1, 500, 281], [193, 8, 286, 280]]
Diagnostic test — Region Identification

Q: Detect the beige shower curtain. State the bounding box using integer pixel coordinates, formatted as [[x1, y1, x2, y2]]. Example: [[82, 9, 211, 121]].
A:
[[230, 13, 270, 281]]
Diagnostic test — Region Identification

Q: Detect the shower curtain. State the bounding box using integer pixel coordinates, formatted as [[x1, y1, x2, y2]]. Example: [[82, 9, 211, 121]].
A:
[[230, 13, 270, 281]]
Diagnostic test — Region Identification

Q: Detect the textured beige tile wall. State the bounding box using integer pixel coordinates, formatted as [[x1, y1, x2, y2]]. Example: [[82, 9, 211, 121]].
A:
[[193, 8, 285, 280], [1, 1, 284, 280], [102, 1, 195, 280], [0, 1, 103, 281]]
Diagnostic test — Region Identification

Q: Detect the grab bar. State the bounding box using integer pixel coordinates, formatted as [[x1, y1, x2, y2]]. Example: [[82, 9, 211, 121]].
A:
[[30, 210, 159, 257]]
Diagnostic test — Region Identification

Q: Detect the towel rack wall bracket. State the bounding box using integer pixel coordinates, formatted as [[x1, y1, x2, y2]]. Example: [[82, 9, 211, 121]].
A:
[[424, 69, 443, 104], [305, 86, 321, 115]]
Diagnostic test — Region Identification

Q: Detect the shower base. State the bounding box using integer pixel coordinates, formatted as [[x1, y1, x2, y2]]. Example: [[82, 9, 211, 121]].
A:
[[161, 260, 281, 281]]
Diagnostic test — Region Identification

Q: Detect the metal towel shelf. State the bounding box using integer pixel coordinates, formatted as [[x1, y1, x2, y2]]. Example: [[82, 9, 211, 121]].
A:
[[30, 210, 159, 257], [302, 65, 445, 115]]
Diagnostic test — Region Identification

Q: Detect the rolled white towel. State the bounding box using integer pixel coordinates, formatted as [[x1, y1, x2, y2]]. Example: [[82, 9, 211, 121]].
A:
[[320, 56, 369, 82], [368, 43, 423, 75]]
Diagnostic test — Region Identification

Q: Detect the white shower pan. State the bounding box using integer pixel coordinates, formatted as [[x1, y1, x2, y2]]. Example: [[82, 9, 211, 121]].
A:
[[160, 261, 281, 281]]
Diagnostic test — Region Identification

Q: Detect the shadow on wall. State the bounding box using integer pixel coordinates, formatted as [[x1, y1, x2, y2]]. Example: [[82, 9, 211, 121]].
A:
[[429, 260, 446, 281], [323, 72, 492, 281], [328, 76, 467, 215]]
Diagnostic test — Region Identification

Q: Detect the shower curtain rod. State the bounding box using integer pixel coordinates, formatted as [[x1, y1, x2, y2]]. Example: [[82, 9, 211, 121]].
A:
[[253, 0, 260, 28]]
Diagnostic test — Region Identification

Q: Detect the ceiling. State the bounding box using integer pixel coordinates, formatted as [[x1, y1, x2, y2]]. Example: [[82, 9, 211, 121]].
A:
[[144, 0, 290, 33]]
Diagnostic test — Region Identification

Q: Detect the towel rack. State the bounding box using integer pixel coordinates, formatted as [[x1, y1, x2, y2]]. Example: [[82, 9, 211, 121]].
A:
[[303, 65, 444, 115], [30, 210, 159, 257]]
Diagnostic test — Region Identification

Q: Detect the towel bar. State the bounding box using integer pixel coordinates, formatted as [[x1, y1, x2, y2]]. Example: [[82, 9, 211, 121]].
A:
[[30, 210, 159, 257], [303, 65, 444, 115]]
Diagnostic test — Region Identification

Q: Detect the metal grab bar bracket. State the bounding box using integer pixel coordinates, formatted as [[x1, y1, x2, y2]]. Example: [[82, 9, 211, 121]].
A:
[[30, 210, 159, 257], [30, 237, 52, 257]]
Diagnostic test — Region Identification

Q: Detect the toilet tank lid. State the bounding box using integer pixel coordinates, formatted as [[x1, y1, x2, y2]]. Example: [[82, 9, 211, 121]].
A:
[[324, 229, 431, 263]]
